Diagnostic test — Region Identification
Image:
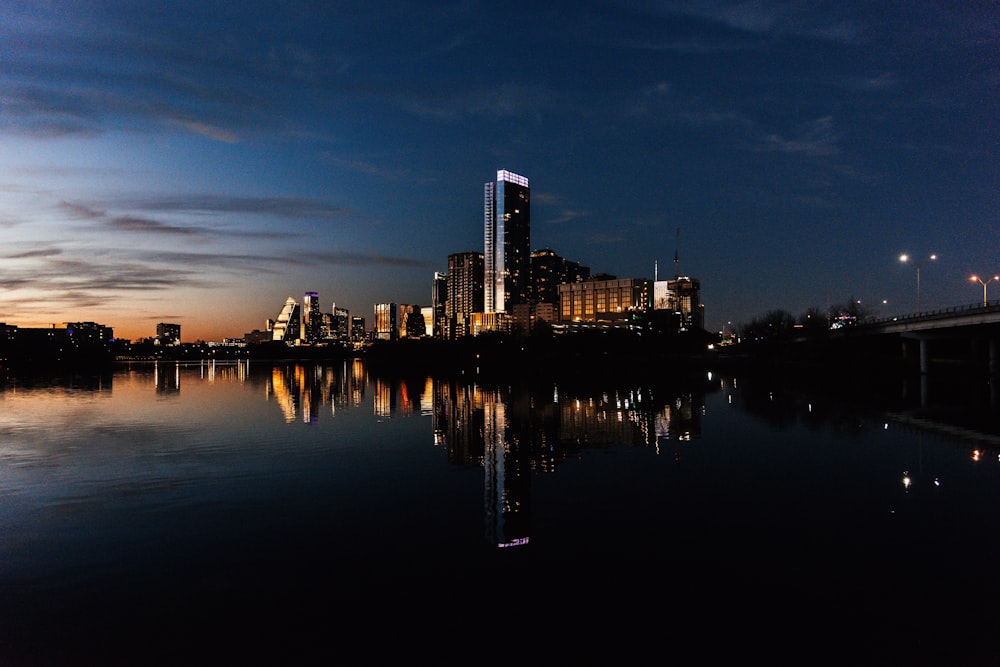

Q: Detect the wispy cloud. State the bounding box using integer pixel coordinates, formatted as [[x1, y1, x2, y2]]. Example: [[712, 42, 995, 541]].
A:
[[1, 247, 63, 259], [299, 251, 433, 268], [760, 116, 840, 157], [138, 195, 347, 219]]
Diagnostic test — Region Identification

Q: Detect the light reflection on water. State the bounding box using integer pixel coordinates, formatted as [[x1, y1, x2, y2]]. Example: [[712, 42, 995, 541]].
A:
[[0, 359, 998, 663]]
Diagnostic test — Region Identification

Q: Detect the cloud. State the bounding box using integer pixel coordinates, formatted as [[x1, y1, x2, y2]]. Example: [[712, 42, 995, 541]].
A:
[[299, 251, 433, 268], [168, 118, 241, 144], [546, 209, 589, 225], [760, 116, 840, 157], [107, 215, 205, 236], [656, 1, 862, 44], [1, 247, 63, 259], [138, 195, 347, 220]]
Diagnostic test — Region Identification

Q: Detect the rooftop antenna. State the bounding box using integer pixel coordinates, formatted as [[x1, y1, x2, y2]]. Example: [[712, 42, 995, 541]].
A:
[[674, 227, 680, 279]]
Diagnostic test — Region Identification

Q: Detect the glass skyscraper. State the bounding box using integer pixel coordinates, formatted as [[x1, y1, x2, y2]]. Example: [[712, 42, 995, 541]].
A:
[[484, 169, 530, 314]]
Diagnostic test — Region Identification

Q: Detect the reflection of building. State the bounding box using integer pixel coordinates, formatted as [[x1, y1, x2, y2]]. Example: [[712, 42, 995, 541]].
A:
[[265, 363, 344, 423], [373, 376, 394, 417], [431, 379, 533, 548], [483, 392, 532, 548], [653, 393, 702, 455], [154, 361, 181, 394], [485, 169, 530, 315]]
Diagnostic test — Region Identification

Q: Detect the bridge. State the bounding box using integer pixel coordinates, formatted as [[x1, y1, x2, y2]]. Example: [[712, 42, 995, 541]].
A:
[[864, 300, 1000, 336], [852, 300, 1000, 377]]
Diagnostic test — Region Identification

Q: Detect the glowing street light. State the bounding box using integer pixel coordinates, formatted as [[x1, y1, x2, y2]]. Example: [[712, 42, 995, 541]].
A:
[[899, 253, 937, 313], [970, 274, 1000, 307]]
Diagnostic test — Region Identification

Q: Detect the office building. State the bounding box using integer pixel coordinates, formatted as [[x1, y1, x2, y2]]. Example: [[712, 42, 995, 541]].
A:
[[447, 251, 484, 339], [531, 248, 589, 305], [484, 169, 530, 314], [350, 316, 367, 343], [272, 297, 301, 342], [302, 292, 323, 343], [155, 322, 181, 346], [374, 303, 397, 341], [558, 277, 651, 325], [431, 271, 448, 339]]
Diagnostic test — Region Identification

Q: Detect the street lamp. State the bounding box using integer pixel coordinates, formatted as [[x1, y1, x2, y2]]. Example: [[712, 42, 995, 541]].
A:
[[899, 253, 937, 313], [970, 274, 999, 307]]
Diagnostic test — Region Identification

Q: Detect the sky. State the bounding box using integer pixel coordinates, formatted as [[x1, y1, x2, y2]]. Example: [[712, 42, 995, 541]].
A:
[[1, 1, 997, 342]]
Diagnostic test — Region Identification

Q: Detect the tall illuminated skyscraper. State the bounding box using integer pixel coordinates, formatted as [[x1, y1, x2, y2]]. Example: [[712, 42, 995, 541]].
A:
[[302, 291, 322, 343], [484, 169, 530, 314]]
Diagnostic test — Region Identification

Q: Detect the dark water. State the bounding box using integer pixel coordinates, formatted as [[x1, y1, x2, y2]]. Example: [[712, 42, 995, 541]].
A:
[[1, 360, 998, 665]]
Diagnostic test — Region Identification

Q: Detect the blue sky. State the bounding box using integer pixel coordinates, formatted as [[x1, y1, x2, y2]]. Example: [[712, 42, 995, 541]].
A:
[[1, 1, 997, 341]]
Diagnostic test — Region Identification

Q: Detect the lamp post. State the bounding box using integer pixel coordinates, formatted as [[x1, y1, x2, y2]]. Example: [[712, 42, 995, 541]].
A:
[[970, 275, 999, 307], [899, 253, 937, 313]]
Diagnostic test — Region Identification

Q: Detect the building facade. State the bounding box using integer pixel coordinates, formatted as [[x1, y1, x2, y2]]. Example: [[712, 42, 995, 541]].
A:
[[374, 303, 397, 341], [530, 248, 589, 305], [302, 292, 323, 343], [558, 277, 651, 325], [155, 322, 181, 346], [272, 297, 301, 342], [484, 169, 530, 315], [431, 271, 448, 339], [447, 251, 484, 339]]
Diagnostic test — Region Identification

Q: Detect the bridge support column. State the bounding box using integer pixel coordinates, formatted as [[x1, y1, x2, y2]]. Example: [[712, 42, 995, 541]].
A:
[[919, 338, 930, 374], [990, 337, 999, 378]]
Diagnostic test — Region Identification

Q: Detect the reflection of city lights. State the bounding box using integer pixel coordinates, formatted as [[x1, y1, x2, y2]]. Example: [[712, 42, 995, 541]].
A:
[[498, 537, 529, 548], [902, 472, 912, 490]]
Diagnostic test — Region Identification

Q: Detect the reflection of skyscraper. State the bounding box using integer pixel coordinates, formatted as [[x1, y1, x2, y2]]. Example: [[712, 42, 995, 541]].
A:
[[482, 393, 531, 548], [373, 377, 393, 417], [154, 361, 180, 394], [484, 170, 530, 314]]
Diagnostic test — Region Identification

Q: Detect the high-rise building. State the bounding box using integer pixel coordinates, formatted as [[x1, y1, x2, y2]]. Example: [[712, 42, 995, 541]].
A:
[[350, 315, 366, 343], [155, 322, 181, 346], [558, 277, 651, 324], [530, 248, 589, 305], [397, 304, 424, 339], [374, 303, 397, 341], [431, 271, 448, 339], [302, 291, 323, 343], [484, 169, 530, 314], [272, 297, 300, 342], [447, 251, 484, 339], [329, 304, 350, 342]]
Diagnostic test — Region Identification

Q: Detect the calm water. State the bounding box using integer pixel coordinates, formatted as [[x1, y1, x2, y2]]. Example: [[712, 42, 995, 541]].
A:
[[1, 360, 998, 665]]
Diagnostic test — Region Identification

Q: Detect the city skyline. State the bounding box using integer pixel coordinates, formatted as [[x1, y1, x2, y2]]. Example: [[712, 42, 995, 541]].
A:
[[1, 2, 996, 341]]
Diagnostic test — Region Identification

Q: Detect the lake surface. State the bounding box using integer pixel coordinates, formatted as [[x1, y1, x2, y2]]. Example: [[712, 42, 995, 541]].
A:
[[1, 360, 998, 665]]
